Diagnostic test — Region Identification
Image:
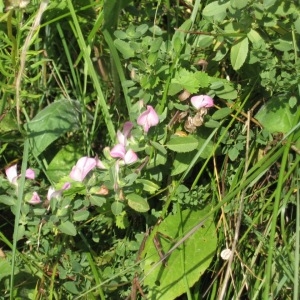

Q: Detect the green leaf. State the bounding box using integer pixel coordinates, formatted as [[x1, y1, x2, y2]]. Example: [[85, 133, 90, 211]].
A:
[[210, 79, 237, 100], [0, 260, 11, 281], [114, 39, 135, 59], [90, 195, 106, 207], [228, 147, 239, 161], [47, 144, 82, 183], [144, 208, 217, 300], [166, 136, 198, 153], [136, 179, 160, 194], [172, 69, 201, 94], [127, 193, 150, 212], [73, 210, 89, 221], [171, 152, 194, 176], [111, 201, 124, 215], [63, 281, 80, 294], [115, 211, 129, 229], [25, 100, 81, 157], [230, 0, 248, 9], [202, 1, 230, 21], [247, 29, 264, 48], [212, 107, 232, 120], [58, 221, 77, 236], [230, 37, 248, 70], [289, 96, 297, 109], [255, 96, 299, 133], [0, 195, 15, 206]]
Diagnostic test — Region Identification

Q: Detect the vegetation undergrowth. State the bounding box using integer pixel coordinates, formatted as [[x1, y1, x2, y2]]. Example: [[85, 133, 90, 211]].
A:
[[0, 0, 299, 299]]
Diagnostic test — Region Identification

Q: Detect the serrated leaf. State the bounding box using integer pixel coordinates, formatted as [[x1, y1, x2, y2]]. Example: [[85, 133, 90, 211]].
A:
[[166, 136, 198, 153], [144, 208, 217, 300], [194, 72, 210, 88], [230, 37, 248, 70], [58, 221, 77, 236], [25, 100, 81, 157], [172, 69, 200, 93], [127, 193, 150, 212], [115, 211, 128, 229], [114, 39, 135, 59]]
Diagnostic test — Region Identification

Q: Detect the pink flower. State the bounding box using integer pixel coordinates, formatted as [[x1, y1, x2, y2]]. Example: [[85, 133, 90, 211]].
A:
[[69, 157, 97, 182], [5, 164, 35, 186], [5, 164, 18, 185], [191, 95, 214, 109], [123, 149, 138, 164], [47, 182, 71, 200], [110, 144, 138, 165], [110, 144, 126, 159], [25, 168, 35, 180], [117, 121, 133, 146], [95, 157, 106, 169], [28, 192, 41, 205], [137, 105, 159, 132]]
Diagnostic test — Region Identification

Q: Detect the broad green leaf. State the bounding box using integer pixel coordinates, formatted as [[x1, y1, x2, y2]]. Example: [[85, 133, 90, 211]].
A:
[[58, 221, 77, 236], [111, 201, 124, 215], [230, 37, 248, 70], [255, 96, 299, 133], [0, 260, 11, 281], [0, 195, 15, 206], [202, 1, 230, 21], [136, 179, 160, 194], [114, 39, 135, 59], [212, 107, 232, 120], [25, 100, 81, 157], [90, 195, 106, 207], [0, 111, 19, 132], [289, 96, 297, 109], [210, 79, 237, 100], [228, 147, 239, 161], [247, 29, 264, 48], [166, 136, 198, 153], [144, 208, 217, 300], [171, 152, 195, 176], [230, 0, 248, 9], [47, 144, 82, 183], [150, 37, 163, 52], [127, 193, 150, 212], [150, 141, 167, 154], [73, 210, 89, 221], [63, 281, 80, 294]]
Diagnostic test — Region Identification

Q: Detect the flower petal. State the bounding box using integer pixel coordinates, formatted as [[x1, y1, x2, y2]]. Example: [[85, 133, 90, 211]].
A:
[[110, 144, 126, 159], [5, 164, 18, 185], [124, 149, 138, 164], [69, 157, 96, 182], [191, 95, 214, 109], [25, 168, 35, 180], [28, 192, 42, 205], [137, 105, 159, 132]]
